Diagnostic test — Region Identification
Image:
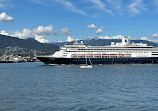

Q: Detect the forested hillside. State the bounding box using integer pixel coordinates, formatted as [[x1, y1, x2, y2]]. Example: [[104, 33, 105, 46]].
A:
[[0, 34, 59, 56]]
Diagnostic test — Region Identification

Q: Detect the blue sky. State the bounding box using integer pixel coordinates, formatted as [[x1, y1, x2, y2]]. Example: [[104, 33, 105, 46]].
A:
[[0, 0, 158, 42]]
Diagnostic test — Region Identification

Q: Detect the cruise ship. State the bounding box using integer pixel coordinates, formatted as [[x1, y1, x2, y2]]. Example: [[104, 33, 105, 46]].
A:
[[37, 38, 158, 65]]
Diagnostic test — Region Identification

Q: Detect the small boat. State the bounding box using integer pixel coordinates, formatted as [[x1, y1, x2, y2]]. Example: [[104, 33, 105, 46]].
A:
[[80, 65, 92, 68], [80, 57, 92, 68]]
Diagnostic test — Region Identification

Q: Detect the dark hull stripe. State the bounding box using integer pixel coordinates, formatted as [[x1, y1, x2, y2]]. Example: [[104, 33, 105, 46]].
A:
[[37, 57, 158, 65]]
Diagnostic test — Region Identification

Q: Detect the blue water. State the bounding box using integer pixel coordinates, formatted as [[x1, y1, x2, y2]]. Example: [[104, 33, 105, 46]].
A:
[[0, 63, 158, 111]]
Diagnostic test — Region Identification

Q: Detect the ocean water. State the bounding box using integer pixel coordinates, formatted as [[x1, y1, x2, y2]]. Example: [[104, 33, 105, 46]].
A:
[[0, 62, 158, 111]]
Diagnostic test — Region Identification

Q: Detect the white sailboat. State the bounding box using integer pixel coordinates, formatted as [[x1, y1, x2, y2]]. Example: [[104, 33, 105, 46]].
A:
[[80, 58, 92, 68]]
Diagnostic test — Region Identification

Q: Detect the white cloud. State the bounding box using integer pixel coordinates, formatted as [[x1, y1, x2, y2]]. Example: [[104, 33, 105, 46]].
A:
[[96, 28, 103, 34], [89, 0, 112, 14], [152, 33, 158, 38], [15, 29, 34, 39], [87, 24, 98, 29], [98, 36, 110, 39], [127, 36, 132, 39], [0, 12, 14, 22], [15, 28, 50, 43], [31, 0, 86, 15], [33, 25, 57, 35], [106, 0, 123, 15], [31, 0, 158, 16], [14, 25, 56, 43], [128, 0, 146, 15], [0, 0, 12, 8], [35, 35, 50, 43], [0, 30, 15, 37], [112, 35, 124, 39], [141, 37, 148, 40], [66, 36, 74, 42], [0, 0, 13, 9], [98, 35, 130, 39], [52, 0, 86, 15], [0, 30, 9, 36], [88, 35, 131, 40], [61, 28, 71, 35]]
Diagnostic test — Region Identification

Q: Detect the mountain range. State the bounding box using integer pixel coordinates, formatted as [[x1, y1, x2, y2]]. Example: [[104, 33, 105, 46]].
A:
[[53, 38, 158, 47], [0, 34, 59, 56]]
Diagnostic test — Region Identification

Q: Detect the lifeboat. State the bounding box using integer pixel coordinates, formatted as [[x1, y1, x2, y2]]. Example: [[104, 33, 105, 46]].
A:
[[110, 54, 117, 55], [86, 54, 93, 57], [94, 54, 101, 56], [118, 54, 124, 56], [102, 54, 109, 56], [78, 54, 85, 57], [71, 54, 77, 57]]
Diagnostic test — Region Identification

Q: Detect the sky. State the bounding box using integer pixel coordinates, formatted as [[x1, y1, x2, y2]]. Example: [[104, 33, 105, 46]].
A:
[[0, 0, 158, 43]]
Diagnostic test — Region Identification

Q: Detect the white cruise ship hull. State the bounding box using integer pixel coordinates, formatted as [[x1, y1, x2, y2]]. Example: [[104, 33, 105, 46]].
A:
[[37, 38, 158, 65], [37, 57, 158, 65]]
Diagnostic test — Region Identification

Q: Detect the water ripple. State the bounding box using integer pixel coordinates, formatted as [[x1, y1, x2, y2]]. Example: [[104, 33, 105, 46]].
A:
[[0, 63, 158, 111]]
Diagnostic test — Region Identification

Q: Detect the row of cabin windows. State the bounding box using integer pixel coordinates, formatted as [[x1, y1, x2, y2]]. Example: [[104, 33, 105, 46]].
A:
[[73, 49, 151, 50], [72, 58, 157, 61], [72, 56, 131, 58], [66, 51, 149, 53]]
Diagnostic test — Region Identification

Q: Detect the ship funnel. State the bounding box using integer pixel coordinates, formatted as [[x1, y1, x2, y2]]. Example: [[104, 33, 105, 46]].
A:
[[122, 37, 129, 46]]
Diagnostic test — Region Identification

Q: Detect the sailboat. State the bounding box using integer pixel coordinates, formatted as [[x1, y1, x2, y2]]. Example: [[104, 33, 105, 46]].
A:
[[80, 57, 92, 68]]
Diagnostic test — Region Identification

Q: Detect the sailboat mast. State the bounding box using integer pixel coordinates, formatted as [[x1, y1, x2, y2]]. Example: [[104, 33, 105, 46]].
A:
[[89, 58, 92, 65]]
